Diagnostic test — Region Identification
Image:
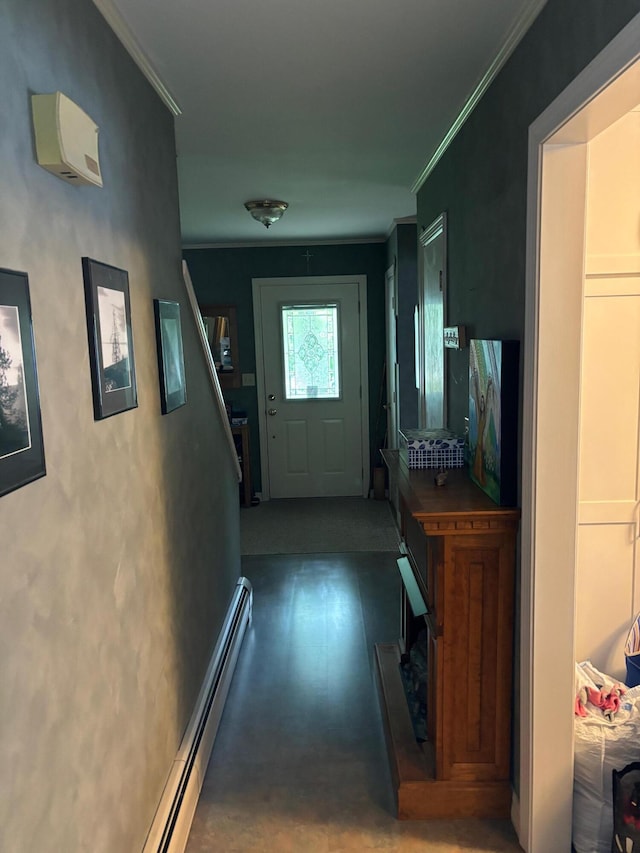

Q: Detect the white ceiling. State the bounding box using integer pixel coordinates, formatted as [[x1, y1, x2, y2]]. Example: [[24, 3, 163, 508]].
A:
[[95, 0, 547, 246]]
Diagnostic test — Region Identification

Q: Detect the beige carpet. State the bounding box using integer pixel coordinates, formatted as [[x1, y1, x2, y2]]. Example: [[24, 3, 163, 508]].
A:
[[240, 496, 400, 555]]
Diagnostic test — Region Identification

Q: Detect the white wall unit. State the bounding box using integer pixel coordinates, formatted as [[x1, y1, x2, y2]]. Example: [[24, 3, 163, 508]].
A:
[[521, 16, 640, 849]]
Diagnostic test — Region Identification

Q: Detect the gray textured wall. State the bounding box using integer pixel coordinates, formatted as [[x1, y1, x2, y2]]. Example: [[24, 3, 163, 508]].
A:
[[0, 1, 240, 850]]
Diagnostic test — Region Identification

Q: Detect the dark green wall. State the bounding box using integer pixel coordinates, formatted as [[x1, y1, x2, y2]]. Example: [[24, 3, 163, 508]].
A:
[[418, 0, 640, 446], [416, 0, 640, 793], [183, 243, 387, 493]]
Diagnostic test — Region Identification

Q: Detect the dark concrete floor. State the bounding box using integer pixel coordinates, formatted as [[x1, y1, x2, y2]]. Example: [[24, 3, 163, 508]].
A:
[[185, 553, 522, 852]]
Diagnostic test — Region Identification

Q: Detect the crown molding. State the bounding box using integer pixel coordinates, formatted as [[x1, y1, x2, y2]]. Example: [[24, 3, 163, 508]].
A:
[[411, 0, 548, 193], [385, 216, 417, 240], [92, 0, 181, 116]]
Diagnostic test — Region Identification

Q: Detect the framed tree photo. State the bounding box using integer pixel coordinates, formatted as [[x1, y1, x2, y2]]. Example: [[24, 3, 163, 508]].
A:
[[82, 257, 138, 419], [153, 299, 187, 414], [0, 267, 46, 497]]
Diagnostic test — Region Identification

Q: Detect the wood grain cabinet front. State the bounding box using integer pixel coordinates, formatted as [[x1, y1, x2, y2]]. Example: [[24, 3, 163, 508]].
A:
[[377, 453, 519, 820]]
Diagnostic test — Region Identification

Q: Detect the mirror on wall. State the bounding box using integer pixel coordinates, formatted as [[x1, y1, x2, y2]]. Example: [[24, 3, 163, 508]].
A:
[[200, 303, 240, 388], [418, 212, 447, 429]]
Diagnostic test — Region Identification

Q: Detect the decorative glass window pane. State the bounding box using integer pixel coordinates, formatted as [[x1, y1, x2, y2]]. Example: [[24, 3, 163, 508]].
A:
[[282, 303, 340, 400]]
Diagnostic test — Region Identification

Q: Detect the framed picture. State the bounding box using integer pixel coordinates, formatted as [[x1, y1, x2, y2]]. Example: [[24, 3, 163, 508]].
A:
[[0, 268, 46, 497], [153, 299, 187, 414], [82, 257, 137, 419]]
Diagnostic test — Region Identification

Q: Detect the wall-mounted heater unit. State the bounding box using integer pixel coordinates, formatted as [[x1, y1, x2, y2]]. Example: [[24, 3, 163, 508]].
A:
[[31, 91, 103, 187]]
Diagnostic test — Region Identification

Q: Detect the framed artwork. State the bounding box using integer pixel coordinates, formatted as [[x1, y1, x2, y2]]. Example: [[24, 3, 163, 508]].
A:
[[82, 257, 137, 419], [0, 268, 46, 497], [153, 299, 187, 414], [468, 339, 519, 506]]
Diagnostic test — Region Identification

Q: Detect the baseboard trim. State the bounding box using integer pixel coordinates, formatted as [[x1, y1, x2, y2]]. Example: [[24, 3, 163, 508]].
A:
[[142, 577, 252, 853]]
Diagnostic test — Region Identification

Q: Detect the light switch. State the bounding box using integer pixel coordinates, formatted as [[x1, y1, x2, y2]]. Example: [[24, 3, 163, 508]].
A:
[[242, 373, 256, 387]]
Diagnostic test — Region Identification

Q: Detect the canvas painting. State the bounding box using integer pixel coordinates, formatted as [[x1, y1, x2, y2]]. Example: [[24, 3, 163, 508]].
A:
[[468, 339, 519, 506]]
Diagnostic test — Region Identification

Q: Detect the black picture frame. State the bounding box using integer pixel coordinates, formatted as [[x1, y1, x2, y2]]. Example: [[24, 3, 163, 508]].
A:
[[82, 257, 138, 420], [0, 267, 46, 497], [153, 299, 187, 414]]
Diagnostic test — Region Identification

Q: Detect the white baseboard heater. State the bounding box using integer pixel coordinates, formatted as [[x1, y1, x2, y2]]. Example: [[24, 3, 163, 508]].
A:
[[142, 577, 253, 853]]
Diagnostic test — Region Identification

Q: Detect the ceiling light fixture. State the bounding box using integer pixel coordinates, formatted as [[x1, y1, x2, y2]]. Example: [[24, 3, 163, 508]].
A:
[[244, 199, 288, 229]]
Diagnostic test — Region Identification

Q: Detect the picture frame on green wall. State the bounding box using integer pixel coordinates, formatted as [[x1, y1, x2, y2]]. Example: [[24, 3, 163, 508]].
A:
[[82, 257, 138, 420], [153, 298, 187, 414], [0, 267, 46, 497]]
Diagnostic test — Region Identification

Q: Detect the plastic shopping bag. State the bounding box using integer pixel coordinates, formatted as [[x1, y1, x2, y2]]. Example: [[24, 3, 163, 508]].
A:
[[625, 614, 640, 688]]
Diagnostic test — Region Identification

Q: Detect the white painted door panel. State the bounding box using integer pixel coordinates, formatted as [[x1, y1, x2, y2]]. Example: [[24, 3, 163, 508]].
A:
[[576, 275, 640, 679], [575, 522, 638, 677], [258, 281, 363, 498]]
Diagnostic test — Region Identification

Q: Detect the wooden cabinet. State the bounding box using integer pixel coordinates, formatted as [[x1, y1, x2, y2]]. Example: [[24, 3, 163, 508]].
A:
[[376, 452, 519, 820]]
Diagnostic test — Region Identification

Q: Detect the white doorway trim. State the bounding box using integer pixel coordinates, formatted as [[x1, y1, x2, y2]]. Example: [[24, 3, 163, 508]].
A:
[[520, 13, 640, 852], [252, 275, 370, 501], [418, 213, 447, 429], [385, 262, 399, 450]]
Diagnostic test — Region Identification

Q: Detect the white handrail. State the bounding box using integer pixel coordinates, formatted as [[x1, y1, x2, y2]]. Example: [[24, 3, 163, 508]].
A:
[[182, 260, 242, 483]]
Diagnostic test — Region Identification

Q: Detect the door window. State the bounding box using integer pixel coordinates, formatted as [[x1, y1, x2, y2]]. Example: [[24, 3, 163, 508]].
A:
[[281, 303, 340, 400]]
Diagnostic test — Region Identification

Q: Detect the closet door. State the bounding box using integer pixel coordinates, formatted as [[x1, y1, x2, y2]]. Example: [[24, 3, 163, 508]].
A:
[[575, 275, 640, 679]]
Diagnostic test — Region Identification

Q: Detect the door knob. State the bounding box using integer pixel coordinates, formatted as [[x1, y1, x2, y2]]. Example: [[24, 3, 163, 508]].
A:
[[268, 408, 277, 416], [268, 394, 276, 400]]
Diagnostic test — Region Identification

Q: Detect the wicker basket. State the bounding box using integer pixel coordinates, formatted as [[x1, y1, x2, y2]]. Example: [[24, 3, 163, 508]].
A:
[[398, 429, 465, 470]]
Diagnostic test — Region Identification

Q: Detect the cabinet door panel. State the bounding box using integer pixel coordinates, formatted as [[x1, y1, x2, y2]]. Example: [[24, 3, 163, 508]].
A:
[[440, 534, 514, 781]]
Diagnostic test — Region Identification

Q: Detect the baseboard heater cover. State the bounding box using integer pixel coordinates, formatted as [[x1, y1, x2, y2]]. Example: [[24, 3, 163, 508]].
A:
[[142, 577, 252, 853]]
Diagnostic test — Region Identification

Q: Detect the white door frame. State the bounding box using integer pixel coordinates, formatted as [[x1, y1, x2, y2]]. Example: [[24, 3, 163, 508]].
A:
[[252, 275, 370, 501], [418, 213, 447, 429], [385, 262, 400, 449], [520, 14, 640, 852]]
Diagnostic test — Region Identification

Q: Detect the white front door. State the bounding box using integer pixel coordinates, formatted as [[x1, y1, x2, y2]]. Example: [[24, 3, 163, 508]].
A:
[[253, 276, 368, 499]]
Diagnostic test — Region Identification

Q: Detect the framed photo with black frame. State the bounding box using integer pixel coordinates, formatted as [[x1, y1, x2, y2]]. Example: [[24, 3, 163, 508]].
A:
[[0, 267, 46, 497], [153, 299, 187, 414], [82, 257, 138, 420]]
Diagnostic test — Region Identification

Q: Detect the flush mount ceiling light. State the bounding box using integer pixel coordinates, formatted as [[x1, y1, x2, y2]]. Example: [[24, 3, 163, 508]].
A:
[[244, 199, 288, 229]]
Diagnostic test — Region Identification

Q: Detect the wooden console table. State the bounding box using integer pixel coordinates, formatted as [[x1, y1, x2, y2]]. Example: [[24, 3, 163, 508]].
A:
[[377, 450, 519, 820]]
